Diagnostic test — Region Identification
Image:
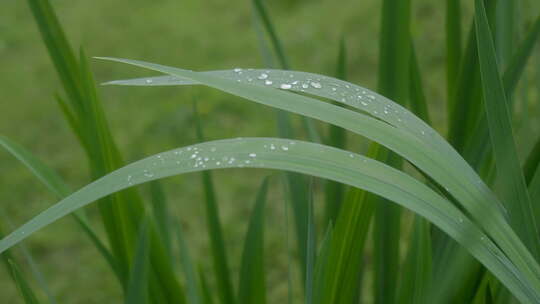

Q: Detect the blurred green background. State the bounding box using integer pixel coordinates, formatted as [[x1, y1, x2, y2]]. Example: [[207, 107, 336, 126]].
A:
[[1, 0, 539, 303]]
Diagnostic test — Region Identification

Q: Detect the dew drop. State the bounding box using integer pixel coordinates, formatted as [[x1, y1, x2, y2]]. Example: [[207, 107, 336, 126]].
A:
[[145, 79, 153, 84], [258, 73, 268, 80], [280, 83, 292, 90], [265, 80, 273, 85], [331, 87, 337, 92], [270, 144, 276, 150], [281, 146, 289, 151], [302, 83, 309, 89], [234, 68, 242, 73], [249, 153, 257, 157], [310, 82, 322, 89], [143, 170, 154, 178]]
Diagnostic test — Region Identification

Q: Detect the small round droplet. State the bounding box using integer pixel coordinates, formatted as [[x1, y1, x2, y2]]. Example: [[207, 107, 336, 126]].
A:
[[280, 84, 292, 90], [301, 84, 309, 89], [258, 73, 268, 80], [234, 68, 242, 73], [310, 82, 322, 89], [145, 79, 153, 84], [265, 80, 273, 85], [281, 146, 289, 151], [249, 153, 257, 157]]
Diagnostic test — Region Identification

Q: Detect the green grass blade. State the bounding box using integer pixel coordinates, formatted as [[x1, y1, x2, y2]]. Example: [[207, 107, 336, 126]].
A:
[[250, 0, 315, 279], [409, 45, 431, 124], [503, 14, 540, 98], [447, 24, 484, 152], [446, 0, 462, 100], [374, 0, 411, 301], [148, 181, 172, 261], [475, 0, 540, 259], [0, 211, 56, 304], [1, 137, 538, 302], [324, 37, 348, 227], [238, 177, 269, 304], [524, 137, 540, 185], [461, 14, 540, 168], [193, 103, 236, 304], [397, 217, 432, 304], [312, 223, 333, 304], [96, 58, 540, 289], [198, 268, 215, 304], [6, 260, 41, 304], [125, 220, 150, 304], [494, 0, 516, 68], [176, 221, 201, 304], [26, 0, 185, 301], [251, 0, 290, 69], [305, 178, 315, 304], [0, 135, 120, 280], [319, 175, 376, 302]]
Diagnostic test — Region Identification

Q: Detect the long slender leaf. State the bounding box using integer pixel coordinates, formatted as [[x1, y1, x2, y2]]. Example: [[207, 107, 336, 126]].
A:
[[176, 221, 201, 304], [25, 2, 186, 302], [125, 220, 150, 304], [251, 0, 313, 279], [6, 260, 41, 304], [475, 0, 540, 259], [238, 177, 269, 304], [96, 58, 540, 293], [446, 0, 462, 100], [1, 137, 538, 302], [374, 0, 411, 302], [193, 102, 236, 304], [0, 135, 120, 280], [324, 37, 348, 226]]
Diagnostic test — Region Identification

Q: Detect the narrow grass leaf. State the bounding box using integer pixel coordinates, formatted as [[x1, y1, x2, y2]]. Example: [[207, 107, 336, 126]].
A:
[[198, 268, 215, 304], [312, 223, 333, 304], [96, 58, 540, 293], [149, 181, 172, 261], [475, 0, 540, 258], [1, 137, 537, 302], [6, 260, 41, 304], [305, 178, 315, 304], [446, 0, 462, 99], [397, 217, 432, 304], [193, 102, 236, 304], [238, 177, 269, 304], [251, 0, 314, 279], [125, 220, 150, 304], [0, 135, 120, 280], [523, 135, 540, 186], [324, 37, 348, 225], [176, 221, 201, 304], [374, 0, 411, 301]]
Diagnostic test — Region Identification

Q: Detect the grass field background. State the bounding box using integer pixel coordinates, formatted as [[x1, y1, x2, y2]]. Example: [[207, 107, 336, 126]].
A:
[[1, 0, 539, 302]]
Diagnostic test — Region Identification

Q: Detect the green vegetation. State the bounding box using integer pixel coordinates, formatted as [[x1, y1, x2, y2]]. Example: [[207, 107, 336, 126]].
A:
[[1, 0, 540, 303]]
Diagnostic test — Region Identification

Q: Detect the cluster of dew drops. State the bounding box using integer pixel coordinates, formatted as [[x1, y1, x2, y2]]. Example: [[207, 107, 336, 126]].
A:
[[125, 139, 305, 187], [230, 68, 433, 138]]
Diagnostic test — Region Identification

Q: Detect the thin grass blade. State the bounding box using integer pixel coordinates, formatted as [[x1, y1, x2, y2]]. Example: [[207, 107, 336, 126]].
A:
[[176, 221, 201, 304], [238, 177, 269, 304], [1, 137, 537, 302], [475, 0, 540, 258], [96, 58, 540, 292], [192, 102, 236, 304], [446, 0, 462, 100], [324, 37, 348, 225], [6, 260, 41, 304], [125, 220, 150, 304]]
